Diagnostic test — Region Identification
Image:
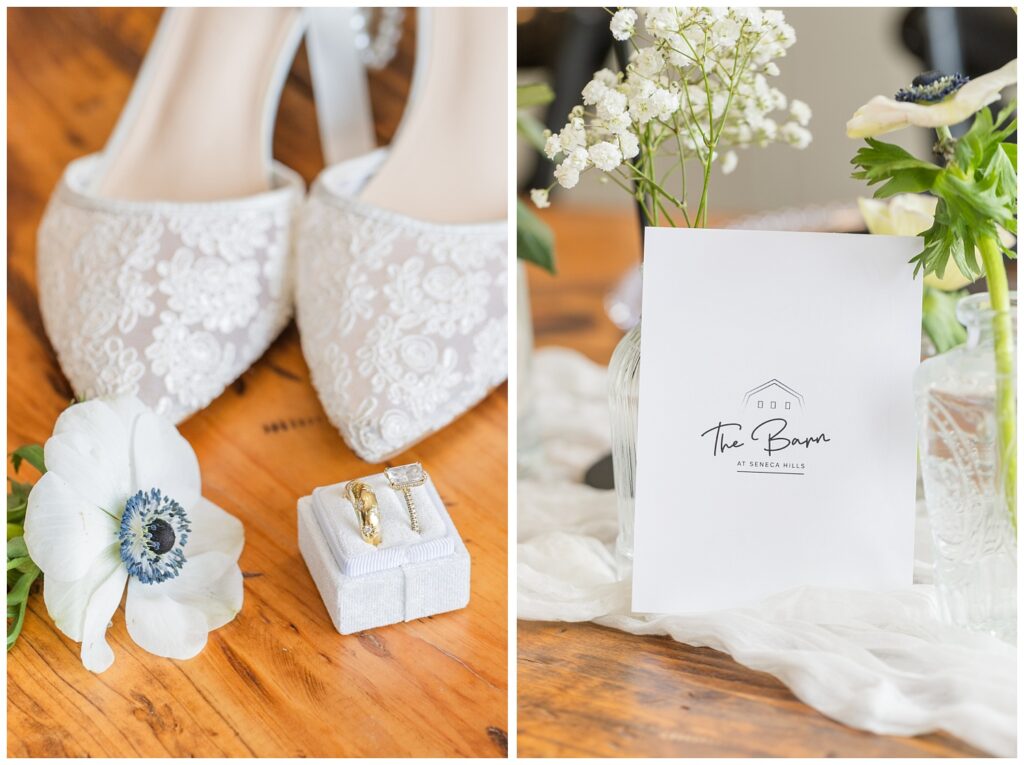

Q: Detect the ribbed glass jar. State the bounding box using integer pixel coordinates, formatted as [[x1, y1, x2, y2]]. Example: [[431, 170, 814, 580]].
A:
[[607, 322, 641, 576], [914, 292, 1016, 642]]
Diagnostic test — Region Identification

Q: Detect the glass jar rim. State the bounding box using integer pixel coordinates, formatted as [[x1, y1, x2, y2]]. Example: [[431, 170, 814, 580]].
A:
[[956, 291, 1017, 327]]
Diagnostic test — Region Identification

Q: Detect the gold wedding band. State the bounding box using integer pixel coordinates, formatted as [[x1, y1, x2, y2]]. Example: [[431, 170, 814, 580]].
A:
[[346, 480, 381, 547], [384, 463, 428, 534]]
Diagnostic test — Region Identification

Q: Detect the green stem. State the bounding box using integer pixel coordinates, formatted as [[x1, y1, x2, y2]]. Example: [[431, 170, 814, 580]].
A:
[[978, 233, 1016, 531]]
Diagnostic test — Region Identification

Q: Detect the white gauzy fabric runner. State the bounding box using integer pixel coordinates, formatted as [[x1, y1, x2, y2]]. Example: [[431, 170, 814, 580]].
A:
[[518, 347, 1016, 757]]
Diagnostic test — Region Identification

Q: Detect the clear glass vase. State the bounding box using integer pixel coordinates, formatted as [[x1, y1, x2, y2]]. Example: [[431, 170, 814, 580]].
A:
[[608, 322, 641, 576], [914, 292, 1017, 642]]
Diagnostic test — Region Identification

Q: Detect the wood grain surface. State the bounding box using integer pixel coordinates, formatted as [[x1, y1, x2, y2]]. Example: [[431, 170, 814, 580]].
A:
[[7, 8, 507, 757], [518, 205, 986, 757]]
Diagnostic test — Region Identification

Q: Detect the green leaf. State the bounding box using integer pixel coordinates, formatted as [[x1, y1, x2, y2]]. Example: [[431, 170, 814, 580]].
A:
[[851, 138, 941, 188], [7, 479, 32, 525], [1001, 142, 1017, 172], [7, 599, 28, 651], [985, 144, 1018, 210], [7, 536, 27, 561], [954, 103, 1017, 173], [954, 105, 994, 170], [517, 82, 555, 109], [922, 286, 968, 354], [6, 556, 34, 573], [7, 561, 39, 606], [517, 112, 549, 155], [6, 561, 39, 651], [10, 445, 45, 476], [516, 199, 556, 273], [873, 168, 941, 198], [914, 200, 973, 280]]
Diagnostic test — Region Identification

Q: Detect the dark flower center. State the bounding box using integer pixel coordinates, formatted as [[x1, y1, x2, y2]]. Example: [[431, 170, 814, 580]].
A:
[[895, 71, 969, 104], [118, 488, 190, 584], [912, 71, 945, 87], [147, 518, 176, 555]]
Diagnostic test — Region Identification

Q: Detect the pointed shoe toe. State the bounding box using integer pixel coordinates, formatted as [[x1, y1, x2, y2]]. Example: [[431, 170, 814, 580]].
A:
[[37, 154, 305, 422], [295, 155, 508, 463]]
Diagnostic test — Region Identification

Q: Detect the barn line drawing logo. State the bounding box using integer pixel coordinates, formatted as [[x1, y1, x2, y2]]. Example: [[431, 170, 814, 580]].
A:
[[742, 378, 804, 412], [699, 378, 831, 476]]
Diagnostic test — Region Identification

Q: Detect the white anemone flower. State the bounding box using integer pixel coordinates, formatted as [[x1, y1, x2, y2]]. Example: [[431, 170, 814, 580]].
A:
[[23, 396, 243, 673], [847, 60, 1017, 138]]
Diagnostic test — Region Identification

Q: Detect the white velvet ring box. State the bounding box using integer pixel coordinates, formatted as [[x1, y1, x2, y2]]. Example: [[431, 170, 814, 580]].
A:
[[297, 470, 470, 634]]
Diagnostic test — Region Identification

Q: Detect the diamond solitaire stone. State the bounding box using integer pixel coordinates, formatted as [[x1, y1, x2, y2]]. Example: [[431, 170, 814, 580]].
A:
[[385, 463, 426, 489]]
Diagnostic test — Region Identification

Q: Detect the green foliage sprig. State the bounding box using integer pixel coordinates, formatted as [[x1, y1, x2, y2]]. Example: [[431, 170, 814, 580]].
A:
[[852, 103, 1017, 283], [853, 101, 1017, 529], [8, 445, 44, 650], [517, 83, 557, 274]]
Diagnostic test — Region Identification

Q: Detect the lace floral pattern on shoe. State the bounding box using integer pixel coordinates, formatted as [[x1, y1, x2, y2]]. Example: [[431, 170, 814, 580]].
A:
[[37, 155, 304, 423], [296, 165, 507, 463]]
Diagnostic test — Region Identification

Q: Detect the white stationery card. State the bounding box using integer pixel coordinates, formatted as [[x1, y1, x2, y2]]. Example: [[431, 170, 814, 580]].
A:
[[632, 228, 923, 614]]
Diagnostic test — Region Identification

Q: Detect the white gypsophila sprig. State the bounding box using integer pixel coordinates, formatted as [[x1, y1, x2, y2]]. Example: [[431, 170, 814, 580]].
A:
[[532, 7, 812, 228]]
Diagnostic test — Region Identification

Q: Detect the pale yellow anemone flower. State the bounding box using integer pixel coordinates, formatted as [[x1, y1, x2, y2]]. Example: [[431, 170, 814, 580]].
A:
[[847, 59, 1017, 138], [858, 194, 1015, 290], [858, 195, 973, 291]]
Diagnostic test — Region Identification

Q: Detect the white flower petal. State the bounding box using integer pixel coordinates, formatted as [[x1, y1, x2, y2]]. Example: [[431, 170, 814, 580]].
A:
[[151, 552, 244, 630], [24, 471, 119, 580], [847, 60, 1017, 138], [185, 498, 244, 568], [125, 555, 242, 659], [43, 543, 122, 642], [48, 400, 133, 510], [79, 563, 128, 673], [130, 411, 201, 511], [104, 395, 149, 435], [44, 432, 128, 517]]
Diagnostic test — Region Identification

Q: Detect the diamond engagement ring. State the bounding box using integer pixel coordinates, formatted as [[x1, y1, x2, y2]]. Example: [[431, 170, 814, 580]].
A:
[[385, 463, 427, 533], [346, 480, 381, 547]]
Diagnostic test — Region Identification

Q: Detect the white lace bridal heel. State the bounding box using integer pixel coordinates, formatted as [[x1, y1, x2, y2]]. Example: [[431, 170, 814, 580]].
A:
[[296, 7, 508, 463], [37, 8, 305, 422]]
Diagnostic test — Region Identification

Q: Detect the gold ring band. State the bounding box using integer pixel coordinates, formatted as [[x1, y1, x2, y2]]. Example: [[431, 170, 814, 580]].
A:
[[345, 480, 381, 547]]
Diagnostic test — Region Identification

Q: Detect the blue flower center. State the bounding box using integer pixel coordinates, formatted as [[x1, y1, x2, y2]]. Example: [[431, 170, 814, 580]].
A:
[[895, 71, 969, 104], [118, 489, 190, 584]]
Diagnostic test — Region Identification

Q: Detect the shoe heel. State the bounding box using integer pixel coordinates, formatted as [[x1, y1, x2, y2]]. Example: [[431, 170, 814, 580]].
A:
[[306, 7, 377, 166]]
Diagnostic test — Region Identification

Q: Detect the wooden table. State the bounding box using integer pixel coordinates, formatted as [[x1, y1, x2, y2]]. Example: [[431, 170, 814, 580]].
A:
[[518, 206, 986, 757], [7, 9, 507, 757]]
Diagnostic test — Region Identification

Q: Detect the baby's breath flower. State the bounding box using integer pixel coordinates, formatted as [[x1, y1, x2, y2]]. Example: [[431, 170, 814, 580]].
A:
[[557, 117, 586, 153], [565, 146, 589, 170], [781, 121, 812, 149], [789, 99, 812, 126], [619, 131, 641, 159], [597, 89, 628, 118], [634, 47, 664, 78], [610, 8, 638, 41], [582, 79, 609, 106], [588, 141, 624, 172], [530, 188, 551, 209], [553, 161, 580, 190], [593, 68, 618, 87], [532, 7, 813, 218], [543, 132, 561, 160]]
